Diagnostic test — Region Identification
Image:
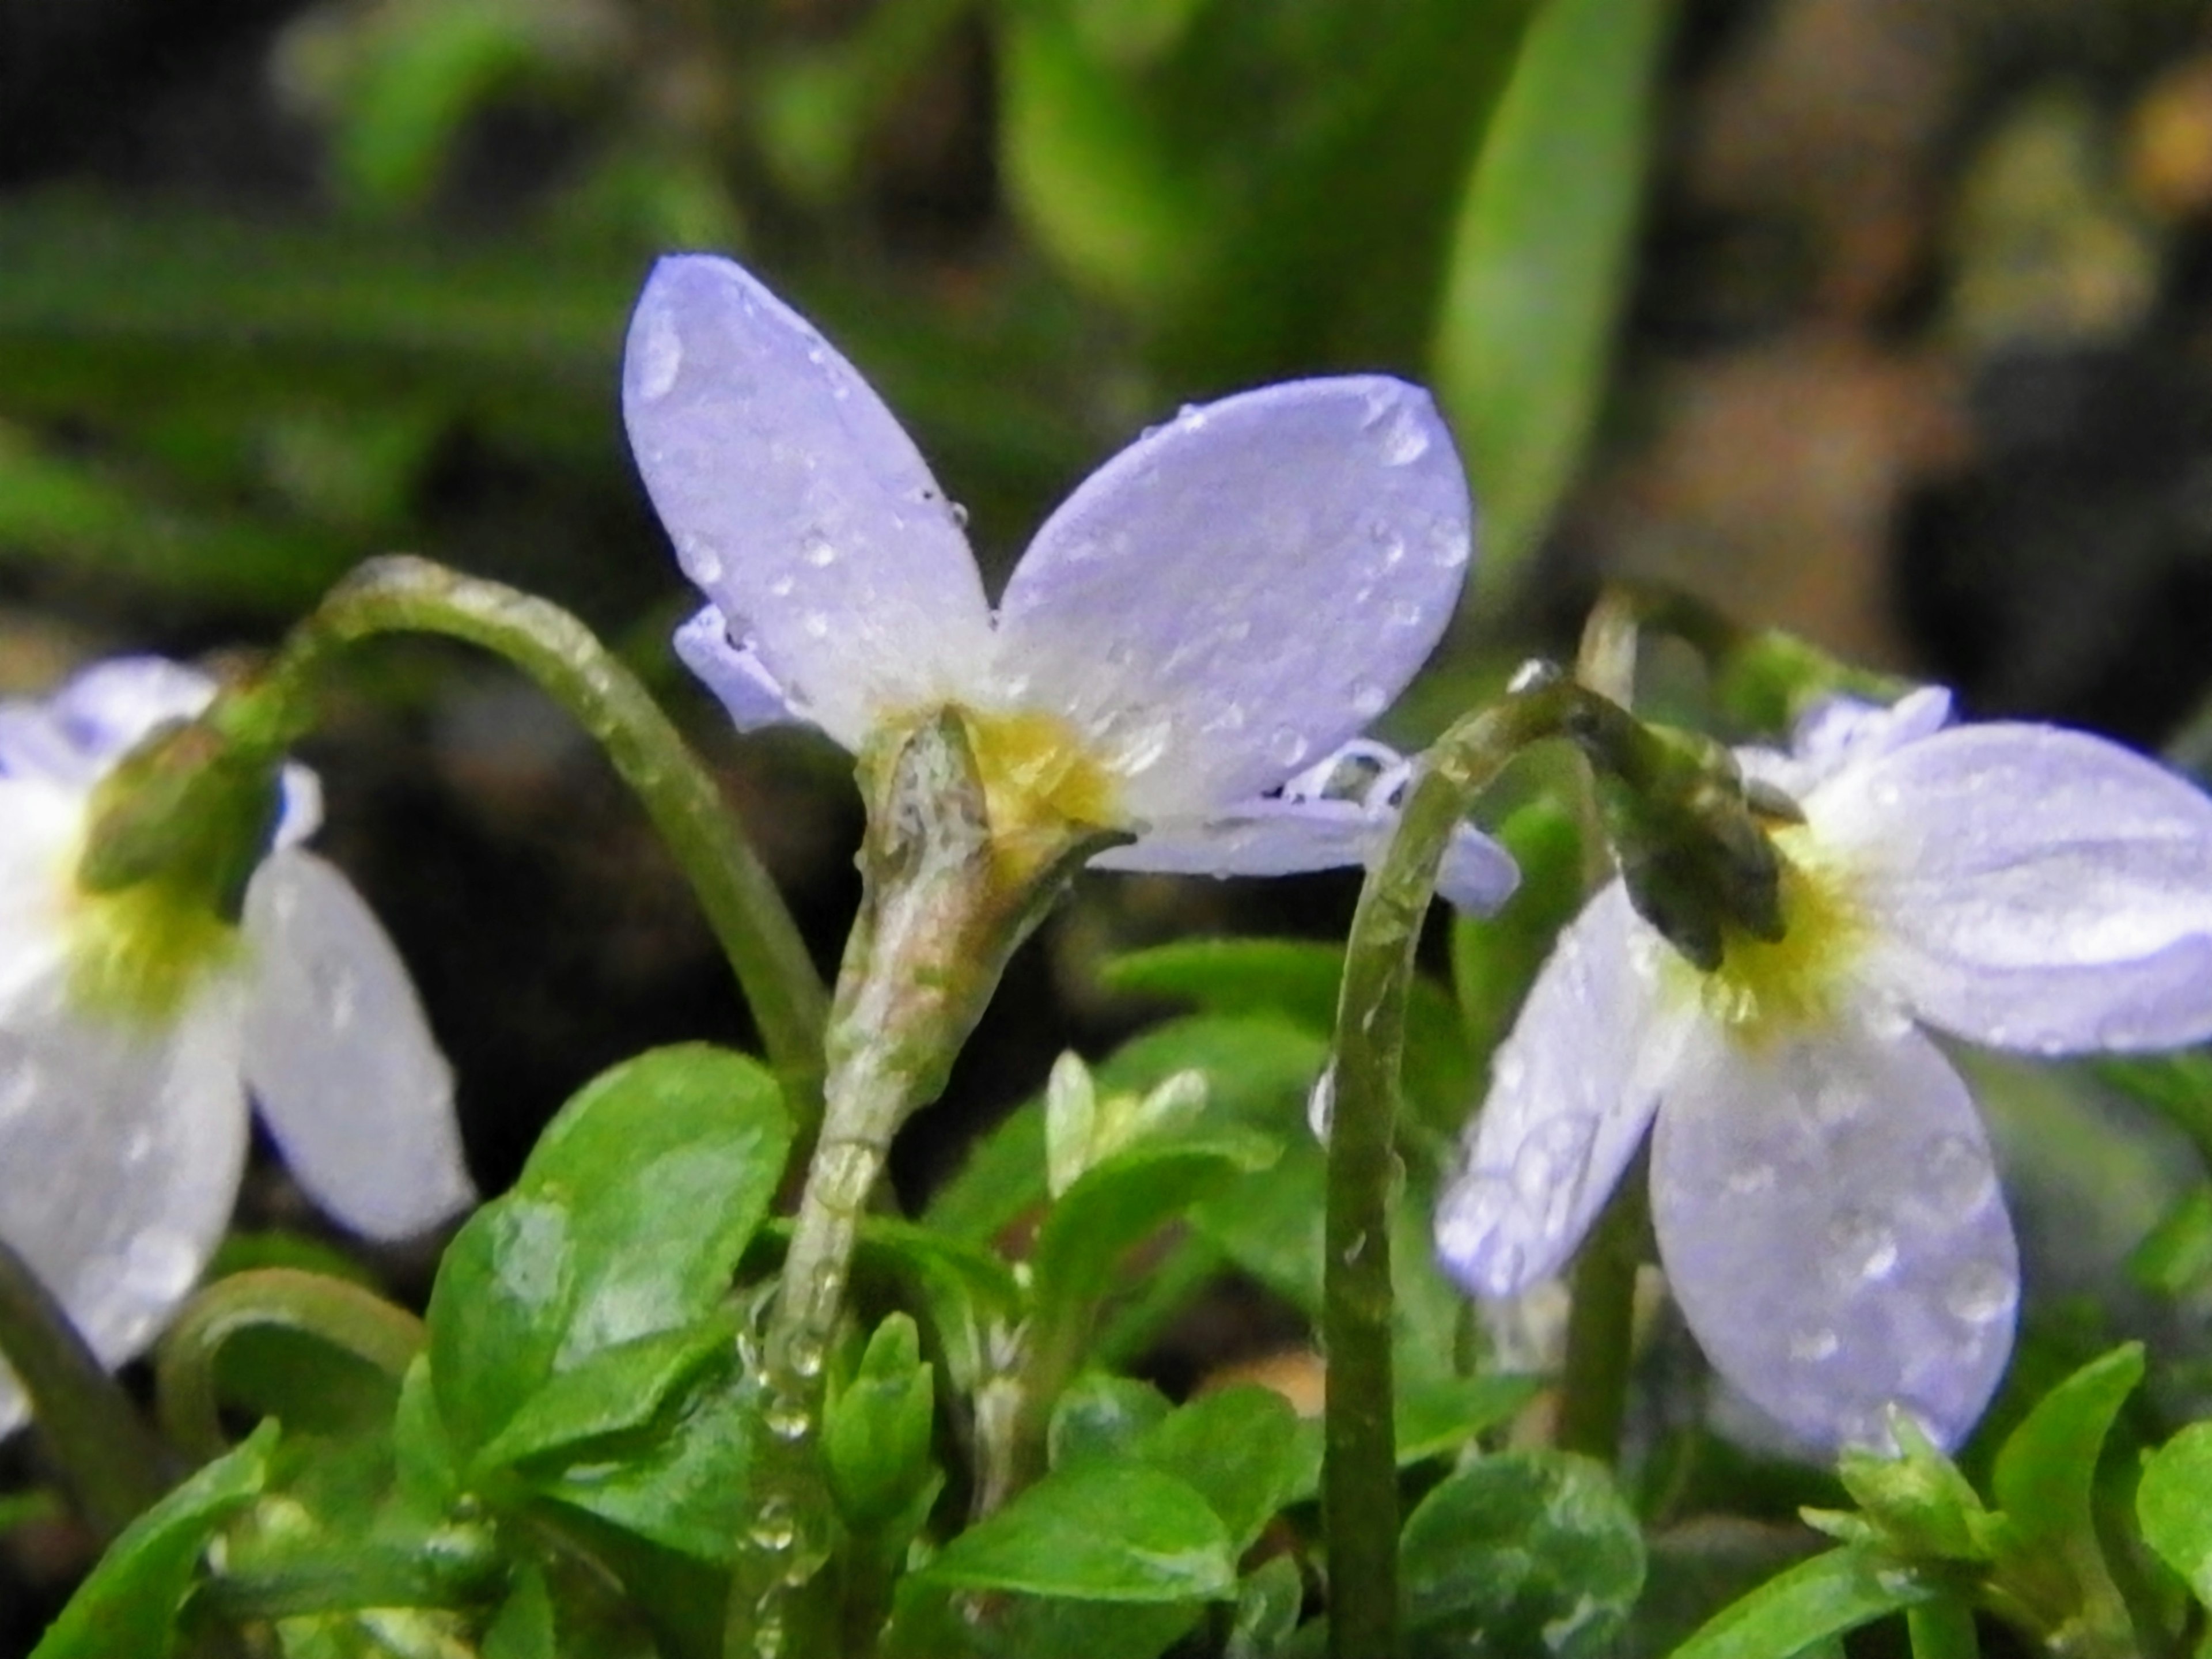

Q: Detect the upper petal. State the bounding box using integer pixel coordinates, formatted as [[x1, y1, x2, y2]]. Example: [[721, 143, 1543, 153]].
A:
[[240, 851, 475, 1240], [993, 378, 1474, 817], [1088, 794, 1518, 912], [1436, 882, 1693, 1295], [623, 255, 995, 749], [672, 606, 806, 731], [0, 976, 251, 1435], [1650, 1010, 2017, 1454], [1811, 722, 2212, 1052]]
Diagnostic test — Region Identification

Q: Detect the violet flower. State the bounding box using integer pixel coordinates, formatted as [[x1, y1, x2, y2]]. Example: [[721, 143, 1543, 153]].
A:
[[1438, 688, 2212, 1452], [622, 254, 1514, 908]]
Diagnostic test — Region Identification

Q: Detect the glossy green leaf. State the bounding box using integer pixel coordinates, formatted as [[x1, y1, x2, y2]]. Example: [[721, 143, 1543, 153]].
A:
[[1991, 1341, 2143, 1544], [426, 1044, 789, 1459], [1434, 0, 1672, 597], [2139, 1421, 2212, 1607], [1226, 1555, 1305, 1658], [1667, 1547, 1934, 1659], [1399, 1450, 1643, 1658], [918, 1462, 1238, 1603], [825, 1313, 938, 1529], [849, 1218, 1023, 1396], [31, 1421, 276, 1659], [392, 1355, 463, 1521], [474, 1316, 737, 1472]]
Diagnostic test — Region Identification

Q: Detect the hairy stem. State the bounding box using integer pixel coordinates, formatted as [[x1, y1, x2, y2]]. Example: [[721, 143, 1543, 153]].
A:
[[259, 555, 828, 1118]]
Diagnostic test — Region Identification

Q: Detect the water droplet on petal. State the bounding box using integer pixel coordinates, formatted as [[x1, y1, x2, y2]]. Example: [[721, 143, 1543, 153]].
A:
[[1379, 409, 1431, 465], [634, 304, 683, 401], [764, 1396, 812, 1442], [1177, 403, 1208, 430], [802, 612, 831, 641], [1491, 1051, 1527, 1092], [1431, 526, 1472, 570], [1349, 680, 1388, 719], [1918, 1134, 1995, 1219], [1306, 1065, 1336, 1142], [1828, 1210, 1899, 1283], [677, 533, 722, 583], [123, 1231, 200, 1304], [1787, 1326, 1840, 1363], [768, 574, 796, 599], [800, 532, 838, 569], [1388, 600, 1425, 630], [1270, 727, 1309, 767], [1944, 1259, 2014, 1325], [1725, 1160, 1776, 1195]]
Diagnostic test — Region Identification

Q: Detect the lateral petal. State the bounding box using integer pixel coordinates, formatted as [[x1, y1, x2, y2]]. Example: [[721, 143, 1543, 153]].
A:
[[624, 255, 994, 749], [995, 378, 1472, 817]]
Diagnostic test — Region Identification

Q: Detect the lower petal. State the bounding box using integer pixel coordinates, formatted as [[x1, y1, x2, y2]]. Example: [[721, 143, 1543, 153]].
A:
[[1650, 1011, 2018, 1454], [241, 851, 475, 1241], [0, 977, 251, 1435], [1088, 795, 1517, 912]]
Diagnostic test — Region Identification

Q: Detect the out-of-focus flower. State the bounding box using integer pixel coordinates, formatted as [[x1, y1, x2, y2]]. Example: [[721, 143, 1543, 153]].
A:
[[1437, 688, 2212, 1452], [0, 658, 474, 1431], [620, 253, 1514, 908]]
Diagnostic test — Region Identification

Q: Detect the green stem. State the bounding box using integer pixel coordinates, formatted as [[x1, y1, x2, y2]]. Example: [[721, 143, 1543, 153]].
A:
[[1907, 1596, 1980, 1659], [255, 554, 828, 1118], [0, 1236, 175, 1538], [727, 710, 1104, 1659], [1325, 677, 1639, 1659], [1552, 1173, 1645, 1461], [155, 1268, 425, 1463]]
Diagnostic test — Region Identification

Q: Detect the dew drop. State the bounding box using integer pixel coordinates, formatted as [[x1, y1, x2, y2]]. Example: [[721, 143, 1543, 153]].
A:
[[1725, 1160, 1776, 1195], [1944, 1260, 2014, 1325], [1306, 1065, 1336, 1141], [1828, 1211, 1899, 1282], [755, 1623, 785, 1659], [1222, 617, 1253, 643], [1491, 1051, 1528, 1092], [949, 502, 971, 528], [1431, 527, 1472, 570], [1918, 1133, 1994, 1219], [678, 532, 722, 583], [1506, 659, 1558, 695], [1787, 1326, 1839, 1363], [800, 532, 838, 569], [123, 1232, 200, 1303], [786, 1336, 826, 1381], [1270, 726, 1309, 767], [802, 612, 831, 641], [1349, 679, 1388, 719], [768, 574, 796, 599], [1177, 402, 1208, 430], [1388, 600, 1425, 630], [764, 1396, 812, 1442], [312, 960, 360, 1033], [1379, 407, 1431, 465], [634, 305, 683, 402], [1104, 638, 1138, 669], [749, 1502, 798, 1553]]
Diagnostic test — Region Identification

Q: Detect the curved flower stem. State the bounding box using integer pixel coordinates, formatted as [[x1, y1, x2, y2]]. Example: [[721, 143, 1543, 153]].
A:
[[728, 710, 1105, 1659], [0, 1237, 175, 1537], [251, 555, 828, 1118], [1327, 675, 1657, 1659], [155, 1268, 425, 1463]]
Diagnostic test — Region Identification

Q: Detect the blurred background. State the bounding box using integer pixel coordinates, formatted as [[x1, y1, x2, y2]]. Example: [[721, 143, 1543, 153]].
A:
[[7, 0, 2212, 1635]]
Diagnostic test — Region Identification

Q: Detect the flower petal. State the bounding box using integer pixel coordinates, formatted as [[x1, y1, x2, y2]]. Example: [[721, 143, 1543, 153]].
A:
[[1813, 723, 2212, 1052], [1650, 1012, 2017, 1453], [994, 378, 1474, 816], [1737, 687, 1955, 800], [1088, 796, 1517, 912], [1436, 883, 1693, 1295], [240, 851, 474, 1240], [673, 606, 806, 730], [0, 978, 251, 1435], [623, 255, 995, 749]]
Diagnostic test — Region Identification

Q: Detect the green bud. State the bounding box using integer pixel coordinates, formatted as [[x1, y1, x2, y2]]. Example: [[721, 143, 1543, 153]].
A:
[[824, 1313, 937, 1529], [1832, 1410, 1995, 1566], [1044, 1052, 1208, 1198]]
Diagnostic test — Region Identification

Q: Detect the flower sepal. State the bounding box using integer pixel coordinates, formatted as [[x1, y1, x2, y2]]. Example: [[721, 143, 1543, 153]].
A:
[[1580, 714, 1791, 974]]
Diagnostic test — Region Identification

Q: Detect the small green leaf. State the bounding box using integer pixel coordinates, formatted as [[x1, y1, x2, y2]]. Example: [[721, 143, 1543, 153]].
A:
[[483, 1562, 556, 1659], [2139, 1421, 2212, 1607], [849, 1218, 1023, 1397], [1399, 1450, 1643, 1659], [391, 1355, 462, 1520], [1434, 0, 1671, 596], [426, 1044, 789, 1456], [1666, 1547, 1934, 1659], [474, 1316, 737, 1472], [531, 1357, 757, 1562], [2129, 1185, 2212, 1297], [1227, 1555, 1305, 1658], [1031, 1131, 1279, 1317], [31, 1422, 276, 1659], [920, 1463, 1239, 1603], [825, 1313, 938, 1529], [1835, 1414, 1993, 1565], [1138, 1387, 1299, 1553], [1050, 1374, 1173, 1471], [1991, 1341, 2144, 1545]]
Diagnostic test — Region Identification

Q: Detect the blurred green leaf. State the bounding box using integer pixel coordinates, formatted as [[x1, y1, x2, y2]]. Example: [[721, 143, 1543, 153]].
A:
[[30, 1421, 276, 1659], [483, 1562, 557, 1659], [849, 1217, 1023, 1397], [1226, 1555, 1304, 1659], [1137, 1386, 1300, 1553], [758, 0, 975, 204], [1434, 0, 1672, 598], [426, 1043, 789, 1460], [2128, 1184, 2212, 1297], [1666, 1547, 1934, 1659], [1050, 1374, 1173, 1471], [1399, 1449, 1644, 1658], [2138, 1421, 2212, 1608]]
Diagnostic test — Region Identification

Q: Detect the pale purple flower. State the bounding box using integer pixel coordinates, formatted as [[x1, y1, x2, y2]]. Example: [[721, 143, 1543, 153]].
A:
[[0, 659, 474, 1432], [1438, 688, 2212, 1452], [621, 254, 1514, 908]]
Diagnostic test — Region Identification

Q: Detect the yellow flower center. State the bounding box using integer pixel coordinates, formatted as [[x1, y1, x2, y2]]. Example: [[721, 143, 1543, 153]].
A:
[[958, 705, 1124, 886], [67, 879, 241, 1028], [1665, 826, 1866, 1047]]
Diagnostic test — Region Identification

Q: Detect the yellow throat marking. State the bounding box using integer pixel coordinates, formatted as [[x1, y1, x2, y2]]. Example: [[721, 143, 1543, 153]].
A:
[[957, 706, 1124, 885], [1667, 827, 1866, 1047], [67, 879, 241, 1029]]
